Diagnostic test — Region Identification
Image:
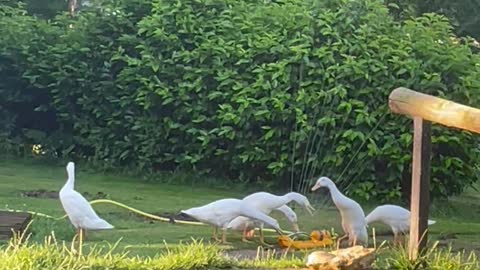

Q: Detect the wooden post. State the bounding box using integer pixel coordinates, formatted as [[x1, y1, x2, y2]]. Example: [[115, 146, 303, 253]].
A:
[[409, 117, 432, 260], [388, 87, 480, 261], [68, 0, 78, 17]]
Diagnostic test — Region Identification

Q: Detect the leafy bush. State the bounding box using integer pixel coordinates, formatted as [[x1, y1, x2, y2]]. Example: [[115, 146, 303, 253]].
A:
[[1, 0, 479, 200], [380, 0, 417, 21], [0, 4, 59, 155], [384, 0, 480, 40], [417, 0, 480, 40]]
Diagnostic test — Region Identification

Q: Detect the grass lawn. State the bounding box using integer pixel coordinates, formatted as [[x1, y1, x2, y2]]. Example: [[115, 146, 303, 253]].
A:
[[0, 157, 479, 262]]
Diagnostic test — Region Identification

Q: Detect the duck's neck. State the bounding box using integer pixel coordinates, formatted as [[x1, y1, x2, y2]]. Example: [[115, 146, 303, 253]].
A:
[[282, 192, 300, 205], [326, 184, 349, 208], [64, 171, 75, 190]]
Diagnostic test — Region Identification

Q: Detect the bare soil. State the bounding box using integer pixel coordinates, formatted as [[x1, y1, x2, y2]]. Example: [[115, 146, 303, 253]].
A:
[[19, 189, 108, 200]]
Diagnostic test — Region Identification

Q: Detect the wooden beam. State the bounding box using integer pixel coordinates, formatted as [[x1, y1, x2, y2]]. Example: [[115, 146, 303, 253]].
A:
[[408, 117, 432, 260], [389, 87, 480, 261], [389, 87, 480, 134]]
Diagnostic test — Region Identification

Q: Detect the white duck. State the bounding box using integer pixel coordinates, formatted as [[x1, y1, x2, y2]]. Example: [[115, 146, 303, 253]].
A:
[[365, 204, 436, 245], [181, 198, 284, 244], [227, 192, 315, 244], [311, 177, 367, 248], [227, 204, 299, 242], [59, 162, 113, 241]]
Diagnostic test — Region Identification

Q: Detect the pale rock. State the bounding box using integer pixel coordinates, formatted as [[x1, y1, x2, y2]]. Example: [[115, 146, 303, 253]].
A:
[[306, 245, 375, 270]]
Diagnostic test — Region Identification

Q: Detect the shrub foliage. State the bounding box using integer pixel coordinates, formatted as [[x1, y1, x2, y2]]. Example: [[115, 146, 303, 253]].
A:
[[1, 0, 479, 200]]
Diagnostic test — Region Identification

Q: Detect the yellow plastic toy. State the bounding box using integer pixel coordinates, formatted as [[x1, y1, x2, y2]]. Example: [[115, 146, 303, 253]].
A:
[[277, 230, 334, 250]]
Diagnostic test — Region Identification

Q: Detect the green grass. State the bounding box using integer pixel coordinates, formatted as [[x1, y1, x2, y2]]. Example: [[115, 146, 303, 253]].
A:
[[0, 230, 311, 270], [373, 242, 479, 270], [0, 157, 479, 269], [0, 233, 228, 270]]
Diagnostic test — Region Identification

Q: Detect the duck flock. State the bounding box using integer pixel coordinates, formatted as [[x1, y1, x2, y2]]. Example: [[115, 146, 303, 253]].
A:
[[59, 162, 436, 248]]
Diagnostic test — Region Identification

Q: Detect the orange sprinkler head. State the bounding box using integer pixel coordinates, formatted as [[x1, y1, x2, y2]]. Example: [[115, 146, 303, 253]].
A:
[[277, 230, 334, 250], [310, 230, 321, 240]]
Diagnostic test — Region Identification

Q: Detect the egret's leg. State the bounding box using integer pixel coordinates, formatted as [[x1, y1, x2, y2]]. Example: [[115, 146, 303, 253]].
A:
[[241, 227, 253, 243], [393, 233, 398, 246], [221, 229, 231, 244], [394, 231, 405, 247], [246, 229, 255, 238], [258, 227, 273, 247], [259, 227, 265, 243], [398, 232, 406, 248], [76, 228, 80, 242], [241, 226, 250, 242], [352, 236, 357, 246], [73, 228, 80, 253], [211, 226, 219, 242], [79, 228, 84, 257], [241, 226, 247, 242], [336, 234, 348, 249]]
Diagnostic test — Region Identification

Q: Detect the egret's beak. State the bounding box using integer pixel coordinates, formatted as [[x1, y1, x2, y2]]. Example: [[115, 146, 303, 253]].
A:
[[291, 222, 300, 232], [305, 203, 316, 216], [311, 183, 321, 191]]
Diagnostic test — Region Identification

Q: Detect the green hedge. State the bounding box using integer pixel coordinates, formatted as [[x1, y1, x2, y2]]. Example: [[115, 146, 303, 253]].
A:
[[1, 0, 480, 201], [418, 0, 480, 40], [0, 4, 57, 149], [384, 0, 480, 40]]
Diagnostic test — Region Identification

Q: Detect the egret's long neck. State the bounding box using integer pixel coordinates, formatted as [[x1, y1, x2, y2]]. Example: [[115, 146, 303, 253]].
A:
[[282, 192, 301, 205], [276, 205, 296, 222], [326, 183, 349, 208], [243, 209, 279, 230], [65, 169, 75, 190]]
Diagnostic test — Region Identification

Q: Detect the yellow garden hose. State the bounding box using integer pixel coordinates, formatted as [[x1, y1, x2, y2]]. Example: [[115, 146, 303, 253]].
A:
[[88, 199, 203, 226], [1, 209, 59, 220], [1, 199, 295, 234], [1, 199, 202, 225]]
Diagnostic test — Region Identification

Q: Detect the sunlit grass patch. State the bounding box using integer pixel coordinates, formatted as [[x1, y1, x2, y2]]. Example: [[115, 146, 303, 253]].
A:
[[0, 230, 308, 270], [0, 230, 228, 270], [2, 226, 479, 270], [231, 246, 306, 269]]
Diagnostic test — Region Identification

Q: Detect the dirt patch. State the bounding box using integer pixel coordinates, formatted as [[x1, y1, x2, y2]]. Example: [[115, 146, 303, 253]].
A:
[[20, 189, 58, 199], [107, 211, 155, 224], [106, 211, 199, 224], [438, 233, 458, 240], [84, 191, 108, 199], [20, 189, 108, 200]]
